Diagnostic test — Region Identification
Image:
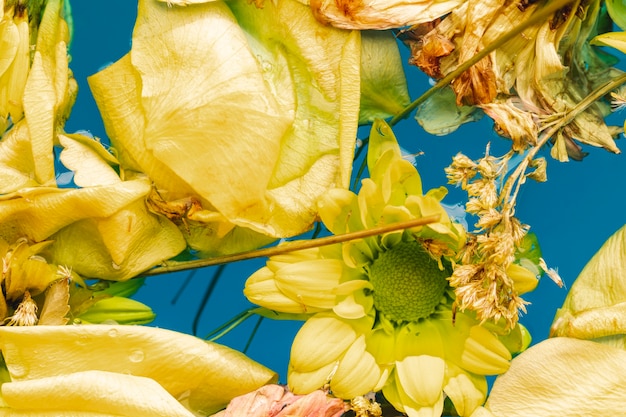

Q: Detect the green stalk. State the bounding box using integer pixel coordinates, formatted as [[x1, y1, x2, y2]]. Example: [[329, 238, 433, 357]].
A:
[[142, 215, 440, 276]]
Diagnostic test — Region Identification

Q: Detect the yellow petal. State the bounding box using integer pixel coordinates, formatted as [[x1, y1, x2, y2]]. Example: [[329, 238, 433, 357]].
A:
[[395, 355, 445, 407], [309, 0, 464, 30], [551, 224, 626, 341], [244, 267, 320, 314], [2, 370, 195, 417], [290, 314, 358, 372], [331, 335, 385, 398], [0, 325, 277, 415], [58, 133, 120, 187], [461, 326, 511, 375], [443, 362, 487, 417], [485, 337, 626, 417], [591, 31, 626, 54]]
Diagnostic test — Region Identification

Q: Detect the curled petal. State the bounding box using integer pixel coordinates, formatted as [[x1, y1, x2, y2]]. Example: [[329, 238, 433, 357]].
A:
[[0, 325, 277, 415], [2, 370, 195, 417], [309, 0, 465, 30]]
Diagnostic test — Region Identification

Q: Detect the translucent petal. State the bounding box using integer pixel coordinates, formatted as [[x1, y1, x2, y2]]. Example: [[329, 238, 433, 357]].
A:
[[309, 0, 464, 30], [0, 325, 277, 415], [486, 338, 626, 417], [552, 224, 626, 341], [58, 134, 120, 187], [395, 321, 444, 360], [359, 31, 410, 124]]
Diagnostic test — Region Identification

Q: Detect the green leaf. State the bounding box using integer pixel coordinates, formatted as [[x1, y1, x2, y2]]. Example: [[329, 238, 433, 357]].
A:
[[415, 87, 482, 135], [359, 30, 410, 124]]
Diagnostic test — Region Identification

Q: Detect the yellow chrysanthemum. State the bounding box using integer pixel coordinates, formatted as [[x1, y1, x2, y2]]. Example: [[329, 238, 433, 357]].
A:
[[245, 120, 527, 416]]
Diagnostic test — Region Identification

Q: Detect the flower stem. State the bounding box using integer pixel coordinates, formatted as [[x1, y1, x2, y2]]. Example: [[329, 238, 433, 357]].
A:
[[143, 215, 441, 276], [388, 0, 576, 126], [502, 72, 626, 212]]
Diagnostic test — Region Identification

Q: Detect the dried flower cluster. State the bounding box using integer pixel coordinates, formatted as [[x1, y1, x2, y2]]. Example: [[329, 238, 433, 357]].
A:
[[403, 0, 623, 161], [445, 150, 543, 328]]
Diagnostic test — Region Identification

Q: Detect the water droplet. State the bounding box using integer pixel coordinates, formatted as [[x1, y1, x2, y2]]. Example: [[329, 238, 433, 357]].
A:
[[108, 328, 119, 338], [10, 362, 28, 378], [129, 349, 144, 363], [75, 334, 89, 346]]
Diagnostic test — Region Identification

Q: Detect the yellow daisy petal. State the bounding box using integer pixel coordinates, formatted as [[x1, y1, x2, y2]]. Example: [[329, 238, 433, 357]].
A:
[[331, 335, 384, 398], [395, 355, 445, 407], [461, 326, 511, 375], [289, 314, 359, 372]]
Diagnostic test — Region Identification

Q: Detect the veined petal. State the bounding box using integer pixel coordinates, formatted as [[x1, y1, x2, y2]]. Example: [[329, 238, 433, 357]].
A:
[[0, 325, 277, 415], [461, 326, 511, 375], [1, 370, 195, 417], [309, 0, 464, 30], [331, 335, 385, 399], [290, 314, 358, 372], [485, 338, 626, 417], [274, 259, 344, 309], [395, 355, 445, 407]]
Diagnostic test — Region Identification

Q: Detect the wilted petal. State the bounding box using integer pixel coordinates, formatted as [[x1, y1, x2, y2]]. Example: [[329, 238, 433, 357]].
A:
[[309, 0, 465, 30]]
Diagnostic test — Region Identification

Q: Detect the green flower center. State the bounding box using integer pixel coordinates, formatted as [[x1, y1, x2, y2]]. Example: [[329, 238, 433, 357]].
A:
[[368, 241, 449, 322]]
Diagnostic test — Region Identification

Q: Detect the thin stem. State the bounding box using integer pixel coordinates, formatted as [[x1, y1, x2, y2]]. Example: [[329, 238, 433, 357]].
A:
[[192, 264, 226, 336], [388, 0, 576, 126], [205, 309, 256, 341], [501, 72, 626, 211], [142, 215, 441, 276], [243, 315, 264, 354]]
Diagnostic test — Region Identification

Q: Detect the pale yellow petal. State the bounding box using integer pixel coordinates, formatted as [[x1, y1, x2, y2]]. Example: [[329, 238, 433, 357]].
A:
[[396, 355, 445, 407], [0, 325, 277, 415], [485, 338, 626, 417], [58, 134, 120, 187], [290, 314, 358, 372], [461, 326, 511, 375], [2, 370, 195, 417], [310, 0, 464, 30], [330, 335, 384, 399], [443, 362, 487, 417]]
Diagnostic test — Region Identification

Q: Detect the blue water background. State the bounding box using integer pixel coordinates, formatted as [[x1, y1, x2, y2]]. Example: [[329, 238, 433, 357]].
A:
[[66, 1, 626, 382]]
